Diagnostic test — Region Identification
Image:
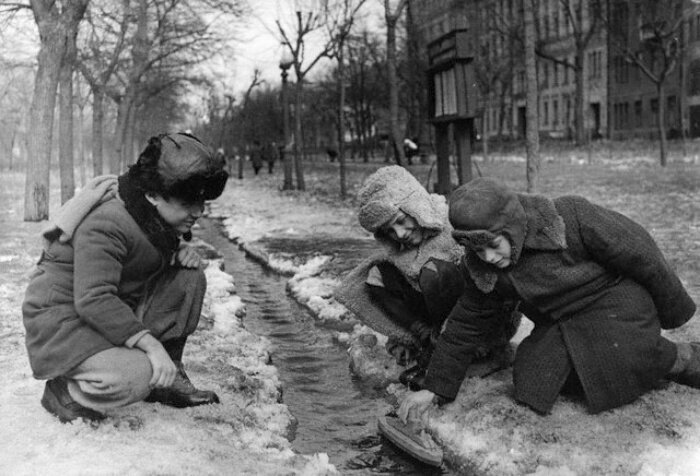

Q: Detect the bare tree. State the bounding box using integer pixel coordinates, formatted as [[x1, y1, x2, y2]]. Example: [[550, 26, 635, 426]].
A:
[[104, 0, 242, 172], [23, 0, 89, 221], [602, 0, 687, 166], [277, 5, 339, 191], [524, 0, 540, 192], [326, 0, 367, 198], [382, 0, 407, 165], [78, 0, 130, 177], [58, 5, 83, 204]]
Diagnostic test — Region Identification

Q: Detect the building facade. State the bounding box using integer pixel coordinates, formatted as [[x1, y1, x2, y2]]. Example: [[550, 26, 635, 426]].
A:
[[410, 0, 699, 140]]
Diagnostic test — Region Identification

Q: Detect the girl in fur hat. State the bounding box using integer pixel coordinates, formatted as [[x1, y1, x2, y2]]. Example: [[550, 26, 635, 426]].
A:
[[334, 167, 519, 388], [22, 133, 228, 423], [399, 177, 698, 421]]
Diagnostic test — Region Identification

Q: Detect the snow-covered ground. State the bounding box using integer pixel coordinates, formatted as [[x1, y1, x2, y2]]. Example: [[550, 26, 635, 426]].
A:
[[2, 154, 700, 475], [210, 167, 700, 476], [0, 172, 336, 476]]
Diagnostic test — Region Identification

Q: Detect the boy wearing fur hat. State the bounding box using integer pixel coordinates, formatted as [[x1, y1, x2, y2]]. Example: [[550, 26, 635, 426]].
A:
[[399, 177, 698, 421], [335, 167, 518, 388], [22, 133, 228, 423]]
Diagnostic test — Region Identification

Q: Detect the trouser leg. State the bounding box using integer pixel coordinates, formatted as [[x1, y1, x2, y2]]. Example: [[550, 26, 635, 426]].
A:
[[65, 347, 152, 411], [141, 267, 206, 352]]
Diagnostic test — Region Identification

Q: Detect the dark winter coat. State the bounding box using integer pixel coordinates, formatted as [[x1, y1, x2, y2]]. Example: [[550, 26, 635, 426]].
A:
[[22, 198, 166, 379], [423, 193, 696, 413]]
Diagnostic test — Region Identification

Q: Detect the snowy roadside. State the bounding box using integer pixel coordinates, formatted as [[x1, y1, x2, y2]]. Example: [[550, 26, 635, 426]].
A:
[[0, 172, 336, 476], [211, 173, 700, 476]]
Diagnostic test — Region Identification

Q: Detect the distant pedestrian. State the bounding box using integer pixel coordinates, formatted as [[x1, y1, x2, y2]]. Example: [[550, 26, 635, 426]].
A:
[[265, 141, 278, 174], [250, 140, 264, 175], [326, 146, 338, 162]]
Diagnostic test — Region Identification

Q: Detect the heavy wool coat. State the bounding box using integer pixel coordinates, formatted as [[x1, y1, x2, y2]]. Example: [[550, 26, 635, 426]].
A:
[[423, 194, 696, 414], [23, 198, 167, 379]]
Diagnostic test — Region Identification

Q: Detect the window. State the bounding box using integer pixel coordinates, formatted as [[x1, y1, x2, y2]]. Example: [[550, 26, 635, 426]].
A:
[[553, 99, 559, 126], [544, 99, 549, 125], [553, 63, 559, 86], [635, 100, 642, 127], [651, 98, 659, 127]]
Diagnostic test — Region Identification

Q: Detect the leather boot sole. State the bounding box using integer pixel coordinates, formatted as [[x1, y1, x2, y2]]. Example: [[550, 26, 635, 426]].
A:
[[41, 378, 106, 424]]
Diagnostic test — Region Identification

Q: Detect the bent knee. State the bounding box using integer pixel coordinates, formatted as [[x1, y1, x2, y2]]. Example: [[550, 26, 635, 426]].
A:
[[71, 348, 152, 407]]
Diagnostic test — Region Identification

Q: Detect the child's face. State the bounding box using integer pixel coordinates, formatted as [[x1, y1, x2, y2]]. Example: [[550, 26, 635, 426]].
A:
[[475, 234, 512, 268], [383, 211, 423, 248], [147, 194, 205, 235]]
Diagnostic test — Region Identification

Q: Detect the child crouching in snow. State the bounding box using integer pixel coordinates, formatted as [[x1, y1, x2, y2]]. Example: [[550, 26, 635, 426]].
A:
[[399, 177, 698, 421], [22, 133, 228, 423], [335, 166, 519, 389]]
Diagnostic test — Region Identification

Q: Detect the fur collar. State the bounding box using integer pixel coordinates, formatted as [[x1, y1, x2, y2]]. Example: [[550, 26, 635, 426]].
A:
[[465, 193, 567, 293]]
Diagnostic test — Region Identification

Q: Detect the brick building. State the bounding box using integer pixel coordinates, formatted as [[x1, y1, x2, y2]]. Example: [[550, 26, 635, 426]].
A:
[[410, 0, 699, 140]]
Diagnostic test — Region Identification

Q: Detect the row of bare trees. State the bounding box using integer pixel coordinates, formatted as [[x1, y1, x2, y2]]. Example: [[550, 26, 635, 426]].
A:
[[0, 0, 243, 221], [198, 0, 426, 198]]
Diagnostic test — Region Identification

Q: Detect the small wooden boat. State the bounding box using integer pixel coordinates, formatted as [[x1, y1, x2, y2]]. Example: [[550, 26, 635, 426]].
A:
[[377, 415, 443, 467]]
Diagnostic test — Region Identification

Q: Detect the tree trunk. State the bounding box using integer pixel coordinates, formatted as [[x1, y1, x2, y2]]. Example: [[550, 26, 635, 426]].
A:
[[337, 44, 347, 199], [78, 102, 86, 186], [574, 49, 586, 145], [112, 99, 129, 173], [385, 4, 405, 165], [293, 79, 306, 191], [24, 0, 88, 221], [281, 72, 294, 190], [657, 82, 667, 167], [24, 17, 64, 221], [524, 0, 540, 192], [59, 36, 76, 204], [92, 88, 105, 177]]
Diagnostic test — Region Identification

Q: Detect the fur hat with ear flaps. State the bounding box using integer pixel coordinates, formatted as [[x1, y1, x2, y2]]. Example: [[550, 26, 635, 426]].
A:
[[335, 166, 463, 344], [449, 177, 567, 293], [358, 165, 444, 239], [449, 177, 528, 262], [131, 132, 229, 203]]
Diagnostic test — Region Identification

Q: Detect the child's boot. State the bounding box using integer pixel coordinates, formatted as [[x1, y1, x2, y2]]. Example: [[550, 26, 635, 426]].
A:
[[668, 342, 700, 388]]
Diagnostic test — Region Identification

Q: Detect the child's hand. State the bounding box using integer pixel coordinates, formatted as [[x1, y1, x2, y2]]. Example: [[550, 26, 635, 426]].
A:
[[386, 337, 416, 365], [173, 244, 202, 268], [135, 334, 177, 388], [397, 389, 435, 424]]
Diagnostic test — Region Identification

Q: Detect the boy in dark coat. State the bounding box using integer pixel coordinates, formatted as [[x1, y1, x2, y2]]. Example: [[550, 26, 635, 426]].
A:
[[22, 133, 229, 423], [399, 177, 698, 420]]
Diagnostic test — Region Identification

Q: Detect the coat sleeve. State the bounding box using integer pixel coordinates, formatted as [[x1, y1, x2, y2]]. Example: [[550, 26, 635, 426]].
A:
[[72, 210, 148, 345], [570, 196, 696, 329], [422, 272, 506, 400]]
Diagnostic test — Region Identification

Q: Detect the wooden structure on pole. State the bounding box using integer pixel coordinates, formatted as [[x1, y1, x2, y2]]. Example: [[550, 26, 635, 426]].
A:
[[427, 29, 477, 195]]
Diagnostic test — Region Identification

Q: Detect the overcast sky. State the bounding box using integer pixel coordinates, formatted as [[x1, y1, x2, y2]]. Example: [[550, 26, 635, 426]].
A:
[[229, 0, 384, 93]]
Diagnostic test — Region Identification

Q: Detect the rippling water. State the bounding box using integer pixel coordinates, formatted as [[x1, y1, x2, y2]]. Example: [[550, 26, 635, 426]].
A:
[[197, 219, 451, 475]]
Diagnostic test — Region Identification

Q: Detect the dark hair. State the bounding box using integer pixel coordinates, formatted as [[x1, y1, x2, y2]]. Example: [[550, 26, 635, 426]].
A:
[[127, 133, 228, 204]]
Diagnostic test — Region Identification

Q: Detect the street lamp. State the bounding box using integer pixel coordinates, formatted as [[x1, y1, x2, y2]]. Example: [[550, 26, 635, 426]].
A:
[[279, 50, 294, 190]]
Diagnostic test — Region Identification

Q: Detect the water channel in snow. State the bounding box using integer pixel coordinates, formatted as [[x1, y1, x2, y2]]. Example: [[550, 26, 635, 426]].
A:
[[197, 218, 452, 474]]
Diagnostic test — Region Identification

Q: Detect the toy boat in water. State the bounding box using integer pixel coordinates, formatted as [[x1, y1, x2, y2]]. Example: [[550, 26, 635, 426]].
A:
[[377, 415, 443, 467]]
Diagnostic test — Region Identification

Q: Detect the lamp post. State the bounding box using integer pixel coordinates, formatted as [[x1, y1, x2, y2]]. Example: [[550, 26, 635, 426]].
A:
[[279, 51, 294, 190]]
